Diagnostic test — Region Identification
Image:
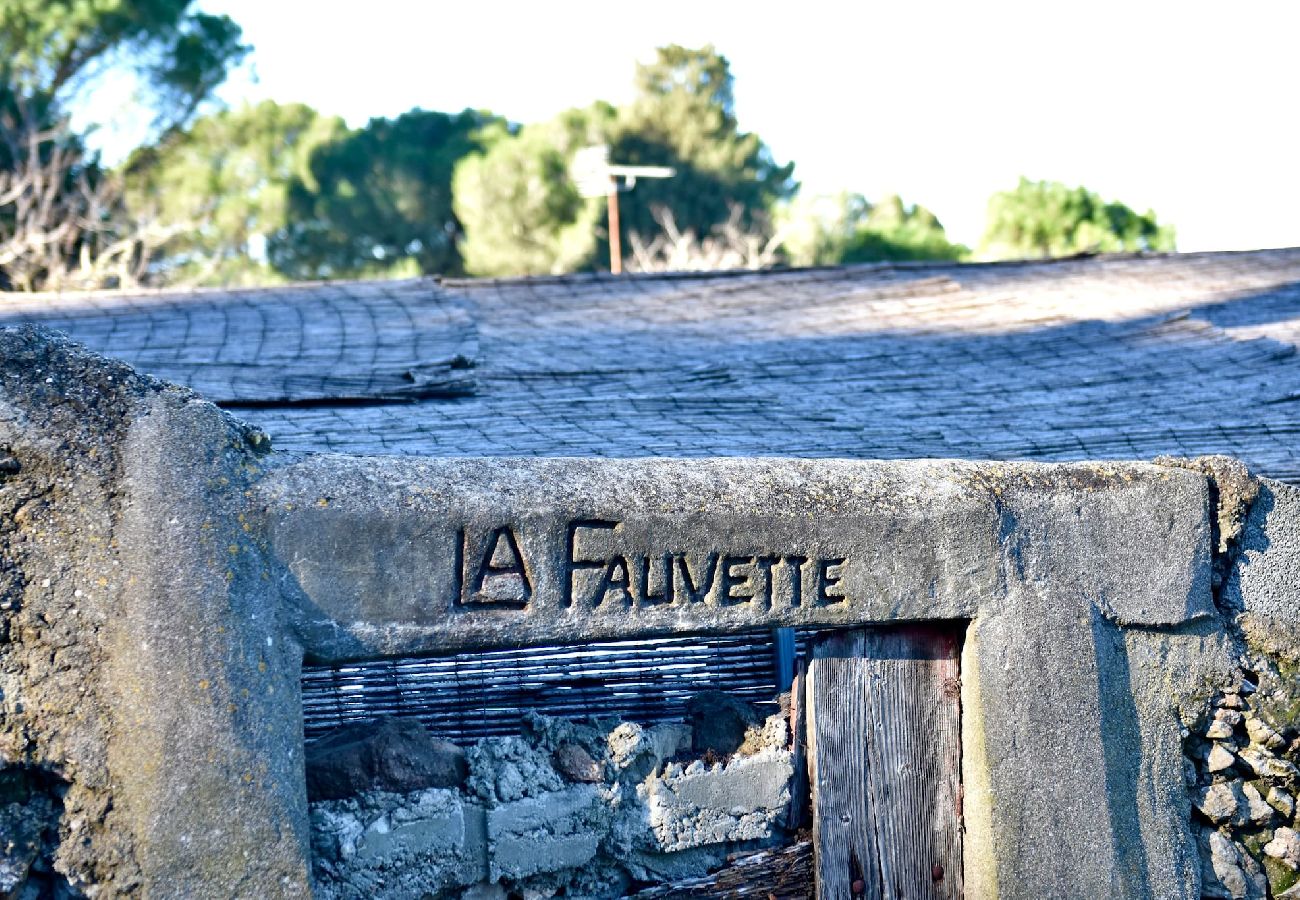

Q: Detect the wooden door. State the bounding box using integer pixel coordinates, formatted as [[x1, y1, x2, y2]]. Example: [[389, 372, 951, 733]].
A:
[[807, 625, 963, 899]]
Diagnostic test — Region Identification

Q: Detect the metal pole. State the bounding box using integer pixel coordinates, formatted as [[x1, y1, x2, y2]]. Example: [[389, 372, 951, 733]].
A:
[[607, 180, 622, 275]]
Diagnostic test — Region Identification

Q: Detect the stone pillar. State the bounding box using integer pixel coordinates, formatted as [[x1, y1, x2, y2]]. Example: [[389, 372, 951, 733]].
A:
[[0, 326, 311, 897]]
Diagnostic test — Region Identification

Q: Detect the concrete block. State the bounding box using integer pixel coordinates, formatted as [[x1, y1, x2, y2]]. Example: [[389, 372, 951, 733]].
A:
[[647, 750, 793, 852], [487, 785, 604, 881]]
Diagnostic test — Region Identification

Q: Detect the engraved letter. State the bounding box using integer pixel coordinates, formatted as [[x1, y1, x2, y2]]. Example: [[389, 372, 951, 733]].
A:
[[719, 556, 756, 606], [753, 555, 778, 609], [564, 520, 617, 607], [467, 526, 532, 606], [595, 555, 633, 607], [816, 557, 847, 605], [637, 553, 673, 606], [784, 555, 808, 607], [676, 552, 719, 604]]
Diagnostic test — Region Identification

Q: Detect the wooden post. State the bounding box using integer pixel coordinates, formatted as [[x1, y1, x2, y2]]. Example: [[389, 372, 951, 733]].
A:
[[607, 182, 622, 275], [807, 625, 963, 899]]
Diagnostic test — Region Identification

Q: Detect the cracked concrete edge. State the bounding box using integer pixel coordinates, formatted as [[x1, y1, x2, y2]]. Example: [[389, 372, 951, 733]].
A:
[[1156, 455, 1299, 706]]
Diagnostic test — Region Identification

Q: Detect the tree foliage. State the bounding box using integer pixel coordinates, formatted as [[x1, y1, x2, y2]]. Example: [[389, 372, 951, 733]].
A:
[[0, 0, 248, 290], [453, 105, 614, 277], [980, 178, 1175, 259], [611, 45, 795, 244], [1, 0, 248, 135], [2, 14, 1185, 289], [453, 46, 794, 277], [841, 195, 967, 264], [124, 101, 346, 285], [273, 108, 496, 280], [0, 105, 176, 290], [779, 192, 966, 267]]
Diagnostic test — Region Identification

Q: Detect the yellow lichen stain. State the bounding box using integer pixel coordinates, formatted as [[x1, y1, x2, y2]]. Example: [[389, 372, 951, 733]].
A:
[[228, 703, 238, 713], [316, 498, 329, 508], [228, 544, 240, 555], [257, 661, 267, 673], [198, 679, 211, 690]]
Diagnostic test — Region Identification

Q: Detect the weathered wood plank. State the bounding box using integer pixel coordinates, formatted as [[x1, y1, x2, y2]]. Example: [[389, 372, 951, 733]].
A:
[[631, 838, 814, 898], [809, 629, 877, 898], [786, 656, 809, 831], [809, 625, 962, 899]]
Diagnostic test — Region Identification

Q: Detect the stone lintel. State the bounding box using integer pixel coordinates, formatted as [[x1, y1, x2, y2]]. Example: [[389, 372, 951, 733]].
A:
[[261, 455, 1214, 663]]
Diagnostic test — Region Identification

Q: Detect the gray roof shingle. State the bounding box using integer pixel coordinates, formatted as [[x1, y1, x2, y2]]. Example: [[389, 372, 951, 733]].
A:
[[6, 248, 1300, 481]]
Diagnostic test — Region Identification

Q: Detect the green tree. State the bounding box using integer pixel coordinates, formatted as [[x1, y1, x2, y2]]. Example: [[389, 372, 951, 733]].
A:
[[980, 178, 1175, 259], [0, 0, 248, 289], [452, 45, 793, 277], [611, 45, 796, 244], [779, 192, 965, 266], [453, 104, 615, 277], [123, 101, 346, 285], [2, 0, 247, 132], [841, 195, 967, 264], [272, 108, 496, 280]]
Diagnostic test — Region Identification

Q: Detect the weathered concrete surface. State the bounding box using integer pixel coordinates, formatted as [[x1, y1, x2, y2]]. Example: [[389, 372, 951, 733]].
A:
[[0, 326, 311, 896], [310, 787, 488, 897], [646, 749, 793, 852], [488, 784, 604, 881], [1225, 477, 1300, 672], [959, 470, 1237, 900], [260, 455, 1214, 662]]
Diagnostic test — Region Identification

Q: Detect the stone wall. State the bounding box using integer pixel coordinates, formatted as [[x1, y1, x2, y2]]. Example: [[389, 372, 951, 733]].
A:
[[0, 327, 311, 897], [307, 698, 793, 899], [1186, 478, 1300, 899]]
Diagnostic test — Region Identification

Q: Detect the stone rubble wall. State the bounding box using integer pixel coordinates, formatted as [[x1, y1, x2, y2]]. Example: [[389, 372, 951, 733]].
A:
[[308, 702, 794, 899], [1188, 476, 1300, 899], [1188, 681, 1300, 898]]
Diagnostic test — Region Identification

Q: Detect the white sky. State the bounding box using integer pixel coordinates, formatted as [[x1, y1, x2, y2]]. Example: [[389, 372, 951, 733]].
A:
[[169, 1, 1300, 250]]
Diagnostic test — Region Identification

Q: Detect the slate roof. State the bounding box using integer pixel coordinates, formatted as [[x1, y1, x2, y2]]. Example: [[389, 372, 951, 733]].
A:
[[7, 247, 1300, 483]]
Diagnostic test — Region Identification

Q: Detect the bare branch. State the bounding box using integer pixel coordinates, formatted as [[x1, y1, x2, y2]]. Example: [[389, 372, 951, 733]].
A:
[[624, 203, 786, 274], [0, 100, 179, 291]]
